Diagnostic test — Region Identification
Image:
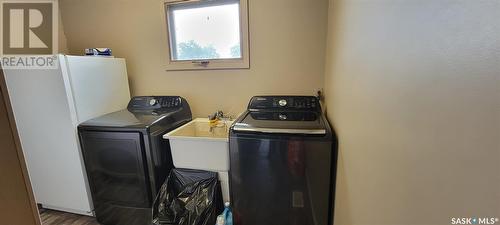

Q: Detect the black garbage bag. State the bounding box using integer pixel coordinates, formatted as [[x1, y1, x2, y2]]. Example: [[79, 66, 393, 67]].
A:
[[152, 168, 223, 225]]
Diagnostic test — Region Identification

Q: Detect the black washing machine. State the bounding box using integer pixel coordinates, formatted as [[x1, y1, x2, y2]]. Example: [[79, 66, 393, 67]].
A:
[[229, 96, 337, 225], [78, 96, 192, 225]]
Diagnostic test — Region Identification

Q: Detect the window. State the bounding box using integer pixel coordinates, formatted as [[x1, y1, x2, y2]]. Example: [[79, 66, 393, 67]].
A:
[[164, 0, 249, 70]]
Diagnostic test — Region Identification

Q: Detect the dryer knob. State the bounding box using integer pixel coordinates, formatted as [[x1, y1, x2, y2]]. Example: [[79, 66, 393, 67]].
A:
[[149, 98, 158, 106], [278, 99, 287, 107]]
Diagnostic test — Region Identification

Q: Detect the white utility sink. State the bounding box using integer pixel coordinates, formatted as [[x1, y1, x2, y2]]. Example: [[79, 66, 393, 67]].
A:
[[163, 118, 233, 201]]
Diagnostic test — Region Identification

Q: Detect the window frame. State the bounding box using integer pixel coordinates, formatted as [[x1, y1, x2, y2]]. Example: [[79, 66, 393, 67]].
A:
[[163, 0, 250, 71]]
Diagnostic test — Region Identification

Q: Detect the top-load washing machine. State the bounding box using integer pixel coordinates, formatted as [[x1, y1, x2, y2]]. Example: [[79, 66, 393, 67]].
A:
[[78, 96, 192, 225], [229, 96, 337, 225]]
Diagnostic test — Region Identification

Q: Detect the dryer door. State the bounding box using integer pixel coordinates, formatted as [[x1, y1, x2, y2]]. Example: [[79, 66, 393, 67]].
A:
[[79, 131, 151, 208]]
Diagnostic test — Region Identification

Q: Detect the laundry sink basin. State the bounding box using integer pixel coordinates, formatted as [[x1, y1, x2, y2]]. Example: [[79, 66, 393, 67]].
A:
[[164, 118, 232, 170], [163, 118, 233, 201]]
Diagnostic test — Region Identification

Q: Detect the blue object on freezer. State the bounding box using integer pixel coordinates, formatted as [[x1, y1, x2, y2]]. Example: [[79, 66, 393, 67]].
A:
[[85, 48, 112, 56]]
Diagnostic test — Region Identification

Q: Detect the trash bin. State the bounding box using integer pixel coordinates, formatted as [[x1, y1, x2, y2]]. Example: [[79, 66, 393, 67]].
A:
[[152, 168, 224, 225]]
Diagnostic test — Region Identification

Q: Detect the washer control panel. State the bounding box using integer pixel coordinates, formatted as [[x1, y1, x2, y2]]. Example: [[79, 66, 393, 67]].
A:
[[248, 96, 319, 111], [128, 96, 183, 110]]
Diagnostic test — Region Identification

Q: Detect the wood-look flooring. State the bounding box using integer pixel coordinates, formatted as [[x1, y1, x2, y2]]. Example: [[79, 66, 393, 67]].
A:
[[40, 209, 100, 225]]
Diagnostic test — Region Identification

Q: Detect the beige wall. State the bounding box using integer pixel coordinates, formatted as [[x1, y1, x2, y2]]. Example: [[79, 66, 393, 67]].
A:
[[58, 11, 69, 54], [324, 0, 500, 224], [59, 0, 329, 117]]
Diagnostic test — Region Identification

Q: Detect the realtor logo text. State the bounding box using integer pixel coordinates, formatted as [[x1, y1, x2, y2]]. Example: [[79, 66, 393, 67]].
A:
[[1, 1, 58, 69]]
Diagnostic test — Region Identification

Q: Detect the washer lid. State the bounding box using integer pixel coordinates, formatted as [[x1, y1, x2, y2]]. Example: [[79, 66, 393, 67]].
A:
[[233, 111, 326, 134]]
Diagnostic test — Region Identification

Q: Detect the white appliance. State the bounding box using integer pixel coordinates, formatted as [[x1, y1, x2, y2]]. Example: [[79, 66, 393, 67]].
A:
[[3, 54, 131, 216]]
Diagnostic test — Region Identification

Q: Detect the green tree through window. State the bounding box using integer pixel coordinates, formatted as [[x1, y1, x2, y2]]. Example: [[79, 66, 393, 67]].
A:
[[230, 45, 241, 58], [177, 40, 220, 60]]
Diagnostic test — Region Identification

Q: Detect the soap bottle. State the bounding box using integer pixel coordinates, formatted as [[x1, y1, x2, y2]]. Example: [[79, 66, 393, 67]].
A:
[[216, 202, 233, 225]]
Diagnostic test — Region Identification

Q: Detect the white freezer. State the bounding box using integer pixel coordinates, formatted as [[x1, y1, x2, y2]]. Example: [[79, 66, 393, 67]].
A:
[[4, 55, 131, 215]]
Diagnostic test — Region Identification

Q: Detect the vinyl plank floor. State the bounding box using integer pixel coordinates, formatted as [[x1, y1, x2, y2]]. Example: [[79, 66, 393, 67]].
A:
[[40, 209, 100, 225]]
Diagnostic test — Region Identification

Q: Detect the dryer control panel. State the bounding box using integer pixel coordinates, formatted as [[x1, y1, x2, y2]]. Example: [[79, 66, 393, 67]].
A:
[[248, 96, 319, 111], [128, 96, 183, 110]]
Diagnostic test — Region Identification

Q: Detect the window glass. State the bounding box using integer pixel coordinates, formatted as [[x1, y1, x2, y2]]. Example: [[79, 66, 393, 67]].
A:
[[168, 1, 241, 61]]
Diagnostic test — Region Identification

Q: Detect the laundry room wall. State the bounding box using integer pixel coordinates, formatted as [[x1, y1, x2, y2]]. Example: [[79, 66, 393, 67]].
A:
[[323, 0, 500, 224], [58, 11, 69, 54], [58, 0, 329, 118]]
